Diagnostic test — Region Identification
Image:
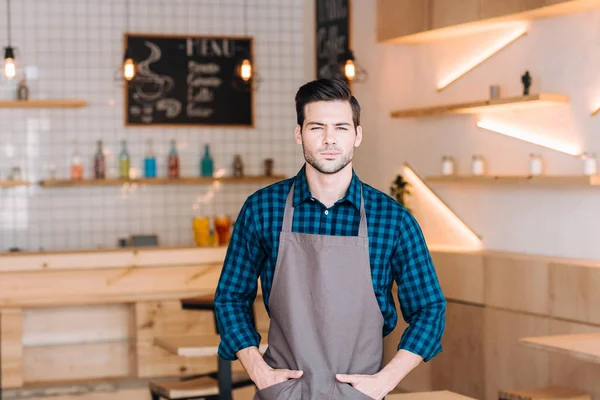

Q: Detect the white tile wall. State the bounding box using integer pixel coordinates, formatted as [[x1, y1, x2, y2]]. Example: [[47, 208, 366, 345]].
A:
[[0, 0, 306, 251]]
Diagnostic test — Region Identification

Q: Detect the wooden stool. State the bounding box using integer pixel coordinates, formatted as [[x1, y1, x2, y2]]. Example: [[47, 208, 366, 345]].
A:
[[149, 371, 254, 400], [498, 387, 591, 400], [180, 293, 257, 335]]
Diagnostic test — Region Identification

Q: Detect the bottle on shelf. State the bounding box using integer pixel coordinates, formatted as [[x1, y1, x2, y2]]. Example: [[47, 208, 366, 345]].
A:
[[70, 140, 83, 180], [144, 139, 157, 178], [119, 139, 130, 180], [233, 154, 244, 177], [93, 140, 106, 179], [167, 139, 180, 178], [16, 77, 29, 101], [200, 144, 214, 177]]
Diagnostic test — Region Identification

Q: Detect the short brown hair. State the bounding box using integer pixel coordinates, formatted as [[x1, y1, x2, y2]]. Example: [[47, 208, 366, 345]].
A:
[[295, 79, 360, 129]]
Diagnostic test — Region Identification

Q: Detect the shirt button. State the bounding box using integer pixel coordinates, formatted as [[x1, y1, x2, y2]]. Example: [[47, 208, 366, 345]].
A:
[[324, 210, 329, 215]]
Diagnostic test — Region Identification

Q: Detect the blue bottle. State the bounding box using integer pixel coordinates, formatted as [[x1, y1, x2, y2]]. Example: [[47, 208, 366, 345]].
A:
[[201, 144, 214, 177], [144, 139, 157, 178]]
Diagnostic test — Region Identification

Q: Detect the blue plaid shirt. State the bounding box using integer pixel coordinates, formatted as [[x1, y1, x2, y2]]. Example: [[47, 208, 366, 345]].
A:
[[215, 165, 446, 362]]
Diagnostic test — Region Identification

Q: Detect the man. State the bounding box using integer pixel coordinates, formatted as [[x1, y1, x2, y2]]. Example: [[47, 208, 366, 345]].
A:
[[215, 79, 445, 400]]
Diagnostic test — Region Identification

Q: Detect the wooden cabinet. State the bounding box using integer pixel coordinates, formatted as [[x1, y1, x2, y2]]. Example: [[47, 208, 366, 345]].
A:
[[431, 0, 480, 29], [376, 0, 431, 42], [479, 0, 546, 19], [546, 0, 572, 4], [377, 0, 592, 43]]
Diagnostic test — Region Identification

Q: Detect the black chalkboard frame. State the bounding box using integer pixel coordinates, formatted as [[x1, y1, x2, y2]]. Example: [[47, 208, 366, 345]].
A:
[[315, 0, 353, 87], [123, 33, 255, 128]]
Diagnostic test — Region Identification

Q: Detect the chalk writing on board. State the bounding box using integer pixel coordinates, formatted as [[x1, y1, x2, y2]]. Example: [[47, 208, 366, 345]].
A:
[[316, 0, 350, 82], [125, 34, 253, 126]]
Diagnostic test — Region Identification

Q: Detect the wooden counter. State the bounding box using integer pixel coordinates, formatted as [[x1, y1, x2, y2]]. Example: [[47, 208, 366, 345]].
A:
[[0, 246, 233, 389]]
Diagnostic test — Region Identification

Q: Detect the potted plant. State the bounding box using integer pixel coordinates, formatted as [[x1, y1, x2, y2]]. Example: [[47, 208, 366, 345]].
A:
[[390, 174, 411, 211]]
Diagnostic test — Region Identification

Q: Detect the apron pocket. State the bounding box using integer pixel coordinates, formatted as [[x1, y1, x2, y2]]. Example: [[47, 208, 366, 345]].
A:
[[335, 382, 375, 400], [253, 378, 301, 400]]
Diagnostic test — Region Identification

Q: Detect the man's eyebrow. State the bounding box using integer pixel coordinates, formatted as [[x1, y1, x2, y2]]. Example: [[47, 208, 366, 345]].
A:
[[305, 122, 352, 126]]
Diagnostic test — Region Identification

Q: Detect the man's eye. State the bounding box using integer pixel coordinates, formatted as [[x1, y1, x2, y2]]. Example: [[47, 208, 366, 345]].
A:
[[337, 127, 348, 130], [311, 127, 323, 130]]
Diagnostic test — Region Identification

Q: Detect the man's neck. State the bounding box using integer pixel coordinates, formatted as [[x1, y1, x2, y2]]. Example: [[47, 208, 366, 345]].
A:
[[304, 163, 353, 208]]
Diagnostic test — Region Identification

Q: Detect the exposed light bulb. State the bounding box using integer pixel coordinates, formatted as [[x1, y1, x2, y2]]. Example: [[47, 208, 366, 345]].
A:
[[4, 57, 15, 79], [344, 59, 356, 81], [4, 47, 15, 79], [123, 57, 135, 81], [240, 59, 252, 81]]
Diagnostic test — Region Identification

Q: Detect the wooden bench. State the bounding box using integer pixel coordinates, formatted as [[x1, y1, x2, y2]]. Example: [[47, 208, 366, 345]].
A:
[[149, 371, 253, 400]]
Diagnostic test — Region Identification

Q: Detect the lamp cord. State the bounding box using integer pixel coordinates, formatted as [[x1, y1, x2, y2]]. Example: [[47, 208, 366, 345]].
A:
[[7, 0, 12, 46]]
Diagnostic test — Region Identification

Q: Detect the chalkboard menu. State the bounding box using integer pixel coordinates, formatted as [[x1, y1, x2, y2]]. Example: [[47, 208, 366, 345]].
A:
[[125, 34, 253, 127], [316, 0, 351, 82]]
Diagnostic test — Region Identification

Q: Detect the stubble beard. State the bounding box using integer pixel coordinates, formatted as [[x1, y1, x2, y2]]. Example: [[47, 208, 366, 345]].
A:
[[302, 143, 354, 175]]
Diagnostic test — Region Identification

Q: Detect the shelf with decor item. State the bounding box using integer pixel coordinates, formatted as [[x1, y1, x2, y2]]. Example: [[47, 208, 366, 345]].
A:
[[520, 333, 600, 365], [0, 100, 88, 108], [0, 180, 30, 188], [425, 175, 600, 186], [390, 93, 569, 118], [38, 175, 286, 188]]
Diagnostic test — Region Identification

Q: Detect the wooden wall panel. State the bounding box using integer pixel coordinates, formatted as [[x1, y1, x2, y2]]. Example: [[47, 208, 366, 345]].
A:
[[431, 251, 484, 305], [484, 254, 549, 315], [431, 302, 485, 399], [484, 308, 551, 400], [549, 262, 600, 325], [1, 309, 23, 388], [431, 0, 480, 29], [22, 341, 133, 383], [479, 0, 546, 19], [376, 0, 431, 42]]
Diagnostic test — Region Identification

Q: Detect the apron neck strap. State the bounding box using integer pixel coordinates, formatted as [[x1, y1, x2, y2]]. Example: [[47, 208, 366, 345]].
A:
[[282, 181, 368, 238]]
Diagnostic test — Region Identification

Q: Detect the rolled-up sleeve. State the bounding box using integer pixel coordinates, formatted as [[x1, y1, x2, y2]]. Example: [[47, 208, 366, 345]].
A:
[[214, 196, 266, 360], [392, 211, 446, 362]]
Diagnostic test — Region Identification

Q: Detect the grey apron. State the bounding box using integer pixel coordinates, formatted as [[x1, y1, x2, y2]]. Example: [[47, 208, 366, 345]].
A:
[[254, 182, 384, 400]]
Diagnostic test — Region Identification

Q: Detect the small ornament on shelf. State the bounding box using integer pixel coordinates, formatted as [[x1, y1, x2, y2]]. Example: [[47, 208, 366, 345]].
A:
[[529, 153, 543, 176], [582, 152, 598, 176], [521, 70, 532, 96], [441, 155, 455, 176], [471, 155, 485, 176], [489, 85, 500, 99]]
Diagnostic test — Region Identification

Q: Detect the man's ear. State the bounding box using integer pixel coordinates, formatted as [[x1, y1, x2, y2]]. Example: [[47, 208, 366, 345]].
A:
[[354, 125, 363, 147], [294, 125, 302, 145]]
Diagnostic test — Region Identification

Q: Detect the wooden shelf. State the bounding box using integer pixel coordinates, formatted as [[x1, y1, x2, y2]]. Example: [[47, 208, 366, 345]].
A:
[[425, 175, 600, 186], [0, 180, 30, 188], [0, 100, 87, 108], [520, 333, 600, 364], [39, 175, 286, 188], [390, 94, 569, 118]]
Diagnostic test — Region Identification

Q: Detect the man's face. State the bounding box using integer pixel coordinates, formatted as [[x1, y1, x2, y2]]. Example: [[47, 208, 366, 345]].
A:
[[294, 101, 362, 175]]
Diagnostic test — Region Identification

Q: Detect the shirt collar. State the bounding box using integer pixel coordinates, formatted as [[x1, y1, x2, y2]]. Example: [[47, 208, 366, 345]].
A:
[[293, 164, 362, 211]]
